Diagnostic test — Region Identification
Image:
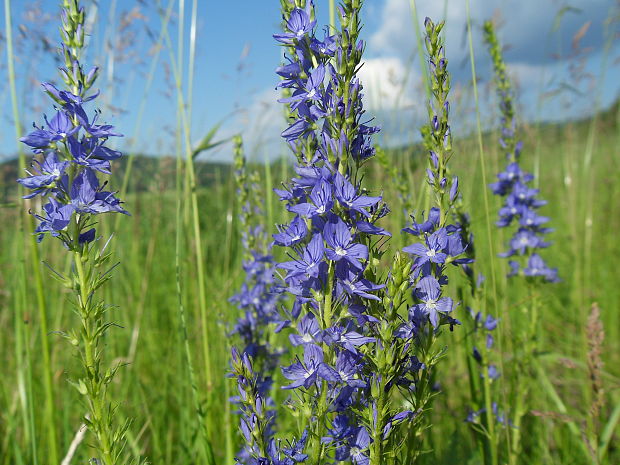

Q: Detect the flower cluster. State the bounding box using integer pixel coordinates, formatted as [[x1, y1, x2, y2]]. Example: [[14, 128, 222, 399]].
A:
[[468, 306, 500, 381], [402, 207, 470, 328], [251, 5, 474, 465], [230, 136, 284, 368], [484, 20, 558, 282], [18, 55, 127, 247], [399, 19, 501, 463], [233, 3, 478, 464], [230, 136, 287, 463], [270, 2, 396, 463], [232, 348, 309, 465], [490, 163, 558, 281], [274, 1, 378, 167], [407, 17, 473, 331]]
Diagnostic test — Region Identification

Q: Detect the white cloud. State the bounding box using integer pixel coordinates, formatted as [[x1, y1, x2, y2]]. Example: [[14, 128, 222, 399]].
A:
[[358, 56, 421, 111], [363, 0, 618, 131], [236, 87, 285, 162], [199, 87, 286, 163], [368, 0, 611, 68]]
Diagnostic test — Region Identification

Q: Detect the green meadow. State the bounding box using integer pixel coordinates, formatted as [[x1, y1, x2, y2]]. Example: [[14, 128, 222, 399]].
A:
[[1, 102, 618, 463]]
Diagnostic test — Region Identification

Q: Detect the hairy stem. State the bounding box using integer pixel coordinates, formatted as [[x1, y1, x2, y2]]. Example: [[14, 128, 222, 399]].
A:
[[74, 250, 115, 465]]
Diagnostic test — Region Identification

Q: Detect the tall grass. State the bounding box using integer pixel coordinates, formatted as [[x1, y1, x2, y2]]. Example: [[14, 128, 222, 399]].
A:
[[4, 1, 57, 463], [464, 4, 504, 463]]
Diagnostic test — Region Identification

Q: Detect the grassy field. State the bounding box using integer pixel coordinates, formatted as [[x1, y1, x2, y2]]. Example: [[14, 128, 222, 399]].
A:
[[0, 98, 618, 464], [1, 0, 619, 462]]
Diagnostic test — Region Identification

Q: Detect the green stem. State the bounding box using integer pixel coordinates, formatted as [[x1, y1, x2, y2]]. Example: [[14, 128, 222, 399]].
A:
[[466, 4, 504, 462], [408, 0, 431, 101], [168, 24, 214, 462], [14, 238, 38, 464], [533, 361, 593, 461], [160, 4, 215, 460], [74, 250, 115, 465], [370, 377, 387, 465], [481, 352, 498, 465], [310, 264, 336, 464], [117, 0, 174, 209], [329, 0, 335, 30], [410, 330, 438, 460], [510, 285, 539, 463], [599, 398, 620, 462]]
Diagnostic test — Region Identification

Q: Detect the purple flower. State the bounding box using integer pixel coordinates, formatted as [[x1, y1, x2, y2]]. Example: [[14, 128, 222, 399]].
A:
[[33, 197, 74, 241], [446, 230, 471, 259], [79, 110, 122, 139], [282, 344, 324, 390], [83, 138, 122, 160], [289, 313, 322, 346], [488, 365, 500, 380], [323, 326, 375, 354], [42, 82, 99, 107], [402, 208, 440, 236], [518, 209, 549, 229], [278, 233, 325, 279], [506, 229, 547, 255], [273, 7, 316, 44], [340, 427, 370, 465], [273, 216, 308, 247], [403, 227, 448, 267], [68, 136, 112, 173], [280, 64, 325, 110], [523, 253, 559, 282], [497, 195, 525, 227], [325, 415, 353, 445], [20, 111, 77, 148], [383, 410, 417, 439], [356, 221, 391, 237], [69, 168, 128, 215], [335, 261, 384, 302], [289, 179, 333, 218], [334, 172, 381, 218], [412, 276, 453, 328], [449, 176, 459, 202], [310, 31, 337, 56], [331, 352, 366, 388], [17, 152, 70, 198], [323, 216, 368, 269], [282, 118, 310, 142]]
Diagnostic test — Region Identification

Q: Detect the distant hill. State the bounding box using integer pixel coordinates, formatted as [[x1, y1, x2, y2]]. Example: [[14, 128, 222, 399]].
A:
[[1, 98, 617, 203], [0, 154, 239, 202]]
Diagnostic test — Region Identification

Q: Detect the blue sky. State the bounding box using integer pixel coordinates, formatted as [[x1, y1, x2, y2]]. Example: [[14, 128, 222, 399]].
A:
[[1, 0, 618, 163]]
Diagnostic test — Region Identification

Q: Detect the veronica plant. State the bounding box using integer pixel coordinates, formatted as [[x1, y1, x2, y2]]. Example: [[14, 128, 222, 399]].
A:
[[17, 1, 130, 463], [484, 19, 558, 461], [416, 18, 507, 465], [230, 135, 287, 463], [273, 2, 385, 462], [233, 4, 470, 465], [232, 347, 310, 465], [484, 21, 558, 283], [231, 135, 284, 363]]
